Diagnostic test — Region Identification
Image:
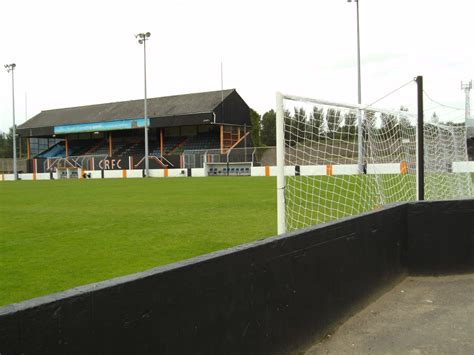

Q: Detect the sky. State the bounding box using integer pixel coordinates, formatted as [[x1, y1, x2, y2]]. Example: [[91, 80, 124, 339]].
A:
[[1, 0, 473, 133]]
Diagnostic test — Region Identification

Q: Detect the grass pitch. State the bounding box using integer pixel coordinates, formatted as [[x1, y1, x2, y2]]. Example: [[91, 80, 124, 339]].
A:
[[1, 173, 471, 307], [0, 177, 276, 306]]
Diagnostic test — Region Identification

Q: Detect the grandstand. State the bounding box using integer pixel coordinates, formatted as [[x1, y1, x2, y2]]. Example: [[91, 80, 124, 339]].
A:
[[17, 89, 251, 173]]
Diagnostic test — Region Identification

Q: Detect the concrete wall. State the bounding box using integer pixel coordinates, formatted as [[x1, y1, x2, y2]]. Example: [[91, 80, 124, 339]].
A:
[[0, 159, 28, 173]]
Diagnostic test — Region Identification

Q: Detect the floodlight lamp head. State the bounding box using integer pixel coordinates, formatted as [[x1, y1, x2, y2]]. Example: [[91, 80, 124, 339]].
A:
[[4, 63, 15, 72], [138, 39, 143, 44], [145, 32, 151, 38]]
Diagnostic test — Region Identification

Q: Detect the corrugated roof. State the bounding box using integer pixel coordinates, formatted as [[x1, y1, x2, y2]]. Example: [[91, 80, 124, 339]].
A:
[[19, 89, 235, 129]]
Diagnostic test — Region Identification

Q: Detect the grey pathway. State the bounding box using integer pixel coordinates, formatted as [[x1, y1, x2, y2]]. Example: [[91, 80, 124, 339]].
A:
[[305, 274, 474, 355]]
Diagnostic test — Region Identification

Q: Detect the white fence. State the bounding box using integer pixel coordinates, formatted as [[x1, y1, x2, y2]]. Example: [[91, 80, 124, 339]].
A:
[[2, 161, 474, 181]]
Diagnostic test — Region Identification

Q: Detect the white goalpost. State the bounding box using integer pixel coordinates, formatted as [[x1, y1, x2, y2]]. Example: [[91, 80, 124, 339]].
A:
[[276, 92, 472, 234]]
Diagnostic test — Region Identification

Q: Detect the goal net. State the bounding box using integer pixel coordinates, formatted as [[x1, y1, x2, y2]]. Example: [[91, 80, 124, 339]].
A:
[[276, 93, 472, 233]]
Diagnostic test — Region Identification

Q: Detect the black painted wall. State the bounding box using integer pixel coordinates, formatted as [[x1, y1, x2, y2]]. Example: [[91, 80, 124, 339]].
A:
[[214, 90, 251, 126], [403, 199, 474, 274], [0, 200, 473, 354]]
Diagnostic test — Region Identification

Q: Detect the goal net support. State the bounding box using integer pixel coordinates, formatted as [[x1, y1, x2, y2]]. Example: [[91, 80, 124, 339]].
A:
[[276, 92, 472, 234]]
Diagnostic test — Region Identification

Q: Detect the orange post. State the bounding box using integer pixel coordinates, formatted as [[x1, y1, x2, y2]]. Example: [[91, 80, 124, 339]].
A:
[[220, 125, 224, 154], [33, 159, 37, 181], [400, 161, 407, 175], [122, 169, 127, 178], [326, 164, 333, 176], [160, 128, 164, 156], [164, 167, 169, 177], [265, 165, 270, 177], [65, 137, 69, 158], [109, 132, 113, 157], [27, 138, 31, 160]]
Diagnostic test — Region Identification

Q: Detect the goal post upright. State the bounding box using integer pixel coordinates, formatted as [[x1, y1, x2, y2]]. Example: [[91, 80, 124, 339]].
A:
[[276, 92, 286, 234], [416, 75, 425, 201], [357, 108, 364, 174]]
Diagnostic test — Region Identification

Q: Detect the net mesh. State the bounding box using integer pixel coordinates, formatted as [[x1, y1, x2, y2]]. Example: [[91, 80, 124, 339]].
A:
[[281, 95, 472, 232]]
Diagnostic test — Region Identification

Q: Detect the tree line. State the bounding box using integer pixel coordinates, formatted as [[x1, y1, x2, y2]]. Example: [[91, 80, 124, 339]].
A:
[[249, 106, 421, 147], [0, 109, 459, 158], [0, 128, 27, 158]]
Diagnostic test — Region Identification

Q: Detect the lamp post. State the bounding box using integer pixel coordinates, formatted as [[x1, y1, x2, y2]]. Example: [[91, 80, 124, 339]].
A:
[[136, 32, 151, 177], [347, 0, 364, 174], [4, 63, 17, 180]]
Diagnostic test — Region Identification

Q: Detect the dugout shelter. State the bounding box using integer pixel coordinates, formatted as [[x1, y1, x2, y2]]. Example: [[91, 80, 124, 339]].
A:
[[17, 89, 251, 174]]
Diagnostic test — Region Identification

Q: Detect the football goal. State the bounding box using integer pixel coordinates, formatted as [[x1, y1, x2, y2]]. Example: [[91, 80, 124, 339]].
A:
[[276, 91, 472, 233]]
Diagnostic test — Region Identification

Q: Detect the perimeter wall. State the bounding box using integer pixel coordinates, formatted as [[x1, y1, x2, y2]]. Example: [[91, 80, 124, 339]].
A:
[[0, 200, 473, 354]]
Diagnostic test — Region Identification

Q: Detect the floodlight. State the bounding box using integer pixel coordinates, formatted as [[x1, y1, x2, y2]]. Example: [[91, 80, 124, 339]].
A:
[[5, 63, 18, 179], [135, 31, 151, 177]]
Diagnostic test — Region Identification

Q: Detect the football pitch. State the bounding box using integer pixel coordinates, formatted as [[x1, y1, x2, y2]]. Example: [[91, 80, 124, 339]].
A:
[[0, 177, 277, 307], [1, 174, 471, 307]]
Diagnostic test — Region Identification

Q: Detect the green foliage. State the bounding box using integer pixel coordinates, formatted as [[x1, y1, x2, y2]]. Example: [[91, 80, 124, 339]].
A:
[[342, 111, 357, 140], [290, 107, 307, 144], [326, 108, 342, 139], [249, 108, 261, 147], [380, 113, 397, 135], [0, 127, 26, 158], [308, 106, 324, 140], [364, 110, 376, 139], [261, 109, 276, 146]]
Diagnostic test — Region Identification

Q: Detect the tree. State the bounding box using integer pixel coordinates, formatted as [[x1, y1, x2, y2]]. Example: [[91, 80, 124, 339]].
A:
[[261, 109, 276, 146], [326, 108, 342, 139], [364, 110, 376, 139], [398, 106, 414, 133], [293, 107, 307, 143], [249, 108, 261, 147], [308, 106, 324, 140], [343, 111, 357, 140], [380, 113, 397, 136], [0, 127, 26, 159]]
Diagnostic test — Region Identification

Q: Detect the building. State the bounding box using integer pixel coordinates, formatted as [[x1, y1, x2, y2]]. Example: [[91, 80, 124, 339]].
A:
[[18, 89, 251, 173]]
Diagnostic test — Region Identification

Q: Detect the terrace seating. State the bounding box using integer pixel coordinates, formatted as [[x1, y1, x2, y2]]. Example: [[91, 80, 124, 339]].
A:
[[173, 132, 220, 154], [67, 140, 106, 156], [114, 139, 141, 157], [36, 131, 223, 161], [37, 142, 66, 158]]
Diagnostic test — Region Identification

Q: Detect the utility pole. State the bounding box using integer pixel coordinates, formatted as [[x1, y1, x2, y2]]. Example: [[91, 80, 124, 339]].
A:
[[461, 80, 472, 123]]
